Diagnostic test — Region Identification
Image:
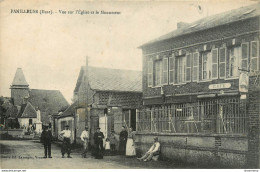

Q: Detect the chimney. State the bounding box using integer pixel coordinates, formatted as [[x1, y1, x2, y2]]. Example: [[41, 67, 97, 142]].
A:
[[177, 22, 189, 29]]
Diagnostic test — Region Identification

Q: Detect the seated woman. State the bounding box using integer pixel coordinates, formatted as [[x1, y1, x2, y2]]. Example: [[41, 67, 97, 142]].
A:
[[137, 137, 160, 162], [125, 127, 136, 157]]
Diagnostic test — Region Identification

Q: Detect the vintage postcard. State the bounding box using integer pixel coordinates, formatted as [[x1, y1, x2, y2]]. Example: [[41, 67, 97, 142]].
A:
[[0, 0, 259, 170]]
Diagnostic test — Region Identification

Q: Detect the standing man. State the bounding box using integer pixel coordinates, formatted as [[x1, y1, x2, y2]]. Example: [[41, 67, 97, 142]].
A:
[[59, 125, 72, 158], [94, 127, 104, 159], [40, 126, 52, 158], [80, 126, 89, 158], [119, 126, 128, 155]]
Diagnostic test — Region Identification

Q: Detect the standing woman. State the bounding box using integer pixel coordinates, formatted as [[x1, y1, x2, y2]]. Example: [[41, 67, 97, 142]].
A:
[[125, 127, 136, 157]]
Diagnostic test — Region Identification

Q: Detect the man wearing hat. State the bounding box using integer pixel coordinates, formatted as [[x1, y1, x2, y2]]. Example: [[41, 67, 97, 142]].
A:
[[137, 136, 160, 162], [94, 127, 104, 159], [80, 126, 89, 158], [59, 124, 72, 158], [40, 125, 52, 158]]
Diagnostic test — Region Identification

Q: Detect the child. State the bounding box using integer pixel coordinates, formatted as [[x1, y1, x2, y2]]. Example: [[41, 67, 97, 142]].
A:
[[104, 138, 111, 156], [110, 131, 116, 155]]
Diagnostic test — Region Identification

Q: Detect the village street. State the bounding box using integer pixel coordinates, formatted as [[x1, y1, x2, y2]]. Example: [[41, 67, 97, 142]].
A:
[[0, 140, 188, 169]]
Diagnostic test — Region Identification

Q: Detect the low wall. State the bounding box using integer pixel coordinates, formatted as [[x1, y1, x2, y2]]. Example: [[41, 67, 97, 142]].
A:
[[0, 129, 25, 139], [135, 132, 248, 168]]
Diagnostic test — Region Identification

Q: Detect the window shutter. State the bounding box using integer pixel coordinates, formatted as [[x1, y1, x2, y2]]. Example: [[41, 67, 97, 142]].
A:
[[251, 41, 259, 71], [186, 53, 191, 82], [192, 52, 199, 81], [169, 54, 175, 84], [162, 57, 168, 84], [211, 48, 218, 79], [241, 43, 249, 71], [219, 47, 226, 79], [148, 60, 153, 87]]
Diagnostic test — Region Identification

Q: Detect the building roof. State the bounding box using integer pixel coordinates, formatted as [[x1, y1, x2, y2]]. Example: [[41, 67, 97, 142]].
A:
[[28, 89, 69, 115], [140, 3, 260, 48], [57, 101, 77, 119], [11, 68, 29, 86], [89, 66, 142, 92], [74, 66, 142, 93], [6, 104, 18, 119], [17, 102, 37, 118]]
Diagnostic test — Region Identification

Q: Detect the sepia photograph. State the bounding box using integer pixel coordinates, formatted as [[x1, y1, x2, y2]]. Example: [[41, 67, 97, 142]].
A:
[[0, 0, 259, 170]]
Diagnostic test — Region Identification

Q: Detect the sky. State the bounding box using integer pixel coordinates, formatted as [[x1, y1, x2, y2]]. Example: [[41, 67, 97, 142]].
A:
[[0, 0, 257, 103]]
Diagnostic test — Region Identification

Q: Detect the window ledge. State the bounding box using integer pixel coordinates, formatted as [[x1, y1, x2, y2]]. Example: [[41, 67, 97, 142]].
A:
[[225, 77, 239, 80], [198, 79, 212, 83]]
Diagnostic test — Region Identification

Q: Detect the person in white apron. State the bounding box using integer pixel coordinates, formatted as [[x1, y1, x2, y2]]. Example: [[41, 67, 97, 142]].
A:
[[125, 127, 136, 157]]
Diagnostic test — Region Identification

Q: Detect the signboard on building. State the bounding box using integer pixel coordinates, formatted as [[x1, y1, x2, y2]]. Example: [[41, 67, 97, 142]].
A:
[[209, 83, 231, 89], [239, 71, 249, 93]]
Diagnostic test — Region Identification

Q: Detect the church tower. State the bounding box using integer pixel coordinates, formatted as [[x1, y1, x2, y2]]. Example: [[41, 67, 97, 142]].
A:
[[10, 68, 30, 106]]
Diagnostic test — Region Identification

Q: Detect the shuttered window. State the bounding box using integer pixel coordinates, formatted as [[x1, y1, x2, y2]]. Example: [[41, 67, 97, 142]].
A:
[[162, 57, 168, 84], [229, 46, 241, 77], [186, 53, 192, 82], [177, 56, 186, 84], [219, 47, 226, 79], [202, 51, 212, 80], [251, 41, 259, 71], [169, 55, 175, 84], [148, 60, 153, 87], [192, 52, 199, 81], [241, 43, 249, 71], [212, 48, 218, 79], [155, 60, 162, 86]]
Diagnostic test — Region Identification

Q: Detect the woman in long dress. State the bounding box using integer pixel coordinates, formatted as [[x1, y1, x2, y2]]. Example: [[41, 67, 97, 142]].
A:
[[125, 127, 136, 157]]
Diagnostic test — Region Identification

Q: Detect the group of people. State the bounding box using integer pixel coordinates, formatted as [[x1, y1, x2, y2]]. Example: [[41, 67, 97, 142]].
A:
[[40, 124, 160, 162]]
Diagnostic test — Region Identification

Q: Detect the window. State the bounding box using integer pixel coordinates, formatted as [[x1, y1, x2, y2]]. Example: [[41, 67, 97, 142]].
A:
[[211, 48, 218, 79], [186, 53, 192, 82], [202, 51, 212, 80], [192, 52, 199, 81], [229, 46, 241, 77], [155, 60, 162, 86], [169, 55, 175, 84], [219, 47, 226, 79], [147, 60, 153, 87], [162, 57, 168, 84], [251, 41, 259, 71], [241, 43, 249, 71], [176, 56, 186, 84]]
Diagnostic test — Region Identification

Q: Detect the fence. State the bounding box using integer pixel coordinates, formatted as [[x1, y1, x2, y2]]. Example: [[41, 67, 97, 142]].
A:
[[136, 97, 247, 134]]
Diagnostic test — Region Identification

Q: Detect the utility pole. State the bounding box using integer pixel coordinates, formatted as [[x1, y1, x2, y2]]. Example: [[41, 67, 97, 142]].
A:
[[85, 56, 89, 128]]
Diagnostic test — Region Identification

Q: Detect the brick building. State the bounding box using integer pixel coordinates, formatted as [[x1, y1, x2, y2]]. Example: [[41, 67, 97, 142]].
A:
[[138, 3, 260, 168], [64, 58, 142, 146]]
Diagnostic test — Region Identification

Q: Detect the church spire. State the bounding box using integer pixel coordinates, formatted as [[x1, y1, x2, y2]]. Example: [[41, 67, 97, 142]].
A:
[[11, 68, 29, 87], [10, 68, 30, 106]]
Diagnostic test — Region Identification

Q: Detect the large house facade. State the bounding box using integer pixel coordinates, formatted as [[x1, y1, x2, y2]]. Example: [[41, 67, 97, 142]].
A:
[[138, 4, 260, 168]]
